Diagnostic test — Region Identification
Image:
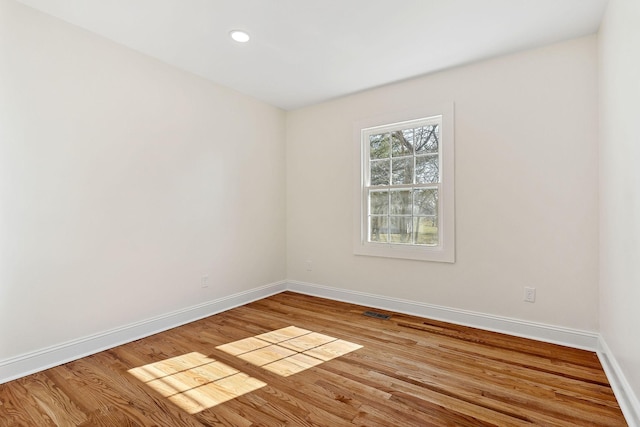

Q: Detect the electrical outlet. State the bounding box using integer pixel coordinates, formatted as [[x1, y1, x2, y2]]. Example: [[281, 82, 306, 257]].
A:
[[201, 275, 209, 288], [524, 287, 536, 303], [305, 260, 313, 271]]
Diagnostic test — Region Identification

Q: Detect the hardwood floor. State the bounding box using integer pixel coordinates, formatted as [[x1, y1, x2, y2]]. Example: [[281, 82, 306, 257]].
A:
[[0, 292, 627, 426]]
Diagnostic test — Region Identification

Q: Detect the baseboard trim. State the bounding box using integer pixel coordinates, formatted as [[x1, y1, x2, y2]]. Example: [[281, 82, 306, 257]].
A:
[[0, 281, 287, 385], [291, 280, 639, 426], [598, 337, 640, 427], [3, 279, 636, 427], [286, 280, 600, 351]]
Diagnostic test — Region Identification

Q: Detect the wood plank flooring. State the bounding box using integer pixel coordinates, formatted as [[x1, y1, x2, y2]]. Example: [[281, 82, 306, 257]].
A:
[[0, 292, 627, 426]]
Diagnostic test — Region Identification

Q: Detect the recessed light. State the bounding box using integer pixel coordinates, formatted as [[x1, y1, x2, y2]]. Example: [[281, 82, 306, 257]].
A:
[[230, 30, 250, 43]]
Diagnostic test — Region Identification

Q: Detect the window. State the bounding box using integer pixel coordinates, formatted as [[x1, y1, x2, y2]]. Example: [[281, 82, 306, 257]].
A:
[[354, 104, 454, 262]]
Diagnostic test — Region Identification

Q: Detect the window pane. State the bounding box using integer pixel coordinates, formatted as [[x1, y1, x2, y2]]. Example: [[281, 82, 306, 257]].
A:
[[413, 188, 438, 215], [389, 217, 412, 243], [369, 216, 388, 242], [401, 129, 414, 151], [369, 133, 390, 159], [369, 191, 388, 215], [415, 155, 439, 183], [414, 124, 439, 154], [390, 190, 412, 215], [391, 131, 413, 157], [370, 160, 390, 186], [413, 217, 438, 245], [391, 158, 413, 184]]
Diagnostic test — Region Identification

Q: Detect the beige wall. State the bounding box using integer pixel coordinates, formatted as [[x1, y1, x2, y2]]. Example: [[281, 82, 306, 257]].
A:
[[0, 0, 286, 360], [287, 36, 599, 331], [1, 0, 617, 390], [598, 0, 640, 405]]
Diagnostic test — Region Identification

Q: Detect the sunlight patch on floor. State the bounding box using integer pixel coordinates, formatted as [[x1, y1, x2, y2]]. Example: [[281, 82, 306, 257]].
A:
[[216, 326, 363, 377], [128, 326, 361, 414], [128, 352, 266, 414]]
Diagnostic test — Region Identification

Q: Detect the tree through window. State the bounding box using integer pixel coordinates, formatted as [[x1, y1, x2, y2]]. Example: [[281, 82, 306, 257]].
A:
[[365, 117, 441, 246]]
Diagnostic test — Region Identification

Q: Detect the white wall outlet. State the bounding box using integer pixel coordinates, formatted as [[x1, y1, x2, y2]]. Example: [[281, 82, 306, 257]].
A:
[[305, 260, 313, 271], [524, 287, 536, 303], [201, 275, 209, 288]]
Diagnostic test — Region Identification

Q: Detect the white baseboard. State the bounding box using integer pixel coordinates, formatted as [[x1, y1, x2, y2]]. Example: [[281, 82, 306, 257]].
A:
[[287, 281, 599, 351], [598, 337, 640, 427], [0, 281, 287, 385], [286, 280, 600, 350], [288, 280, 640, 426], [2, 279, 637, 427]]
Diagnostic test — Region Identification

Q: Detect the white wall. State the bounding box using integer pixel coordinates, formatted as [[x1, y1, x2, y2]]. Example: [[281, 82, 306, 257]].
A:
[[287, 36, 599, 331], [0, 0, 286, 360], [0, 0, 615, 393], [598, 0, 640, 406]]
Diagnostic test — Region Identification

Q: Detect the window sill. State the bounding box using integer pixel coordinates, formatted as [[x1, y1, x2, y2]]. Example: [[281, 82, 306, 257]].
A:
[[354, 242, 455, 263]]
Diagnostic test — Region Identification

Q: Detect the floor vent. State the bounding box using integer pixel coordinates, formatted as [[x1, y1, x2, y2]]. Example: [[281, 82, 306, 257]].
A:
[[363, 311, 391, 320]]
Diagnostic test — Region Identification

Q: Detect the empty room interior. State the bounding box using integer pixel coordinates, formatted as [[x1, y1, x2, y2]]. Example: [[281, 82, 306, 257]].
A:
[[1, 0, 639, 425]]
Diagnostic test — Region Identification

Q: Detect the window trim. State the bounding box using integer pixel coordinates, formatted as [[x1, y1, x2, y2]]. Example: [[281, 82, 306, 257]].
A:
[[353, 103, 455, 262]]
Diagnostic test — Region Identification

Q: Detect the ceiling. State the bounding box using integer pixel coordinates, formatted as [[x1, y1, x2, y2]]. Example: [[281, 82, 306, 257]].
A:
[[16, 0, 608, 110]]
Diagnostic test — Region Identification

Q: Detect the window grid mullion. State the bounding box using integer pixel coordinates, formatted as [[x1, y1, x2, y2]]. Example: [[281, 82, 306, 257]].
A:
[[366, 183, 437, 190], [387, 132, 392, 186], [412, 127, 417, 244]]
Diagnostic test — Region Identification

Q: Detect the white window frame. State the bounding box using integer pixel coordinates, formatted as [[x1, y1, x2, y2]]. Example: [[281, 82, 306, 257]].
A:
[[353, 103, 455, 262]]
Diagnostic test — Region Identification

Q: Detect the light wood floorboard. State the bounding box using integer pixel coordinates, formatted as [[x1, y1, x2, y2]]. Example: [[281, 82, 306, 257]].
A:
[[0, 292, 627, 426]]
